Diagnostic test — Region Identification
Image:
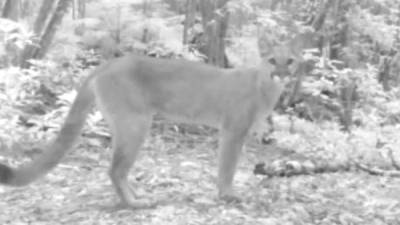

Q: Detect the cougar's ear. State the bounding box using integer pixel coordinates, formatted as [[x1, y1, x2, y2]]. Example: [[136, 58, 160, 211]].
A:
[[257, 35, 278, 59]]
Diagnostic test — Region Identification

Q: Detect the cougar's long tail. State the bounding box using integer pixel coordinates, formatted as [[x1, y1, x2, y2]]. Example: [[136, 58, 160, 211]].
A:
[[0, 79, 95, 186]]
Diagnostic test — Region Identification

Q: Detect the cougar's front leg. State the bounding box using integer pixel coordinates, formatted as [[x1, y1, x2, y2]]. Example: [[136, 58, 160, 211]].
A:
[[217, 121, 249, 202]]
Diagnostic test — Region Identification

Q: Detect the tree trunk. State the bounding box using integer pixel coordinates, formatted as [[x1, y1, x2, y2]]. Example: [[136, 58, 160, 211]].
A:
[[199, 0, 229, 67], [285, 31, 319, 108], [378, 56, 391, 91], [311, 0, 333, 31], [77, 0, 85, 18], [20, 0, 34, 18], [1, 0, 19, 20], [20, 0, 55, 67], [339, 81, 357, 131], [34, 0, 54, 35], [33, 0, 72, 59], [142, 0, 151, 16], [20, 0, 71, 67], [183, 0, 196, 44], [284, 0, 332, 108]]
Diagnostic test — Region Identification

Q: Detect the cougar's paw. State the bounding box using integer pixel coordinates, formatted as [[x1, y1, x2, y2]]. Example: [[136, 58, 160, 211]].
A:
[[219, 191, 242, 203], [121, 198, 158, 209]]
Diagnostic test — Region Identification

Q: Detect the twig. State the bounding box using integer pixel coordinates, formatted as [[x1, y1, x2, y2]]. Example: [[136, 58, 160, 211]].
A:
[[355, 162, 400, 178], [388, 149, 400, 170]]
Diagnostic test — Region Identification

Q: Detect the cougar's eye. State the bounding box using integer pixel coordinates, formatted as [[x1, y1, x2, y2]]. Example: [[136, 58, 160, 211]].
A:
[[268, 58, 276, 65], [286, 58, 294, 65]]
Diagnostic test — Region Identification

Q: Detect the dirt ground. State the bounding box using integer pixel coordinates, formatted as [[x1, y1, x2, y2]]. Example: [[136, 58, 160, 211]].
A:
[[1, 133, 399, 225]]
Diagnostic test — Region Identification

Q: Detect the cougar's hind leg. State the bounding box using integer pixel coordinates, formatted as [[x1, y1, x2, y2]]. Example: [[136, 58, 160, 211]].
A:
[[93, 77, 153, 209], [108, 112, 153, 209]]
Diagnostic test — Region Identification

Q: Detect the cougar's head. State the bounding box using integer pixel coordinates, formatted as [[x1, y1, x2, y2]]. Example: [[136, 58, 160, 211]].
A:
[[260, 43, 301, 85], [267, 45, 298, 82], [258, 33, 315, 84]]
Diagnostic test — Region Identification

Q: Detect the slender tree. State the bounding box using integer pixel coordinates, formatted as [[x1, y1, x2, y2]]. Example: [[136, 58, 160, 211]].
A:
[[34, 0, 54, 35], [183, 0, 196, 44], [34, 0, 72, 59], [1, 0, 20, 20], [20, 0, 72, 67], [20, 0, 54, 67], [199, 0, 230, 67], [77, 0, 85, 18]]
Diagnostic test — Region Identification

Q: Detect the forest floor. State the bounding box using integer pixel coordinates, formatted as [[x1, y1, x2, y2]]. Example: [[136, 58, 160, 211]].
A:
[[0, 126, 400, 225]]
